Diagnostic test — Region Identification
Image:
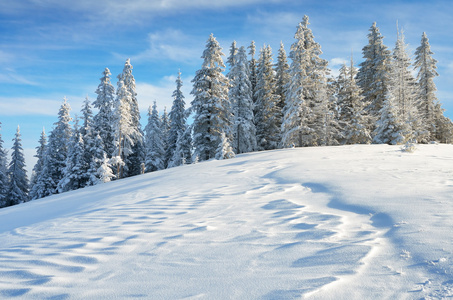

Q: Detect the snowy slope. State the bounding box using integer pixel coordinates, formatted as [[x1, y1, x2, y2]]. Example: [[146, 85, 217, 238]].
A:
[[0, 144, 452, 299]]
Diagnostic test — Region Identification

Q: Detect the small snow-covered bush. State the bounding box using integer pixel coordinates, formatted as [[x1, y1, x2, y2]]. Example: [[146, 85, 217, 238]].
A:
[[401, 140, 417, 153]]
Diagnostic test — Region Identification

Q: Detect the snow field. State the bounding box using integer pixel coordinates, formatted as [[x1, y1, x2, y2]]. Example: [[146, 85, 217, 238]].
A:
[[0, 144, 452, 299]]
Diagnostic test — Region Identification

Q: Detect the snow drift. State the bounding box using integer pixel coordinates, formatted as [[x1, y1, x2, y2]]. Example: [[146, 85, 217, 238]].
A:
[[0, 144, 452, 299]]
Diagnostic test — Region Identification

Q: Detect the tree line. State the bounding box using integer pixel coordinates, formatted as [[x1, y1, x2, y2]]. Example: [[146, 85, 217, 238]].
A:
[[1, 15, 451, 208]]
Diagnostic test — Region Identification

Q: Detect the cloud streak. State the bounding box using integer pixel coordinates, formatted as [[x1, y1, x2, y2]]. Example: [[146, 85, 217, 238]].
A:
[[136, 74, 194, 114], [0, 96, 85, 116], [127, 29, 203, 65], [1, 0, 284, 28], [0, 72, 38, 86]]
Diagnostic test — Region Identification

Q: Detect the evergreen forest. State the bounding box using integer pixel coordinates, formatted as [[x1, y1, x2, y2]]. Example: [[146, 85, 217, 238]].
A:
[[1, 16, 451, 208]]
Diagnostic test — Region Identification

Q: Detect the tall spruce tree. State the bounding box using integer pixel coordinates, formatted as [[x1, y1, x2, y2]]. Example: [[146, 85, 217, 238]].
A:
[[390, 29, 425, 143], [93, 68, 116, 157], [5, 126, 28, 206], [255, 45, 281, 150], [432, 103, 453, 143], [113, 80, 140, 178], [336, 60, 371, 144], [80, 98, 107, 186], [144, 102, 165, 172], [227, 41, 239, 80], [58, 118, 87, 193], [29, 128, 47, 200], [169, 124, 193, 167], [80, 97, 93, 137], [315, 82, 342, 146], [0, 123, 8, 207], [275, 41, 290, 113], [32, 98, 72, 198], [282, 15, 329, 147], [166, 71, 189, 167], [117, 59, 144, 176], [86, 132, 109, 185], [29, 154, 52, 200], [373, 92, 408, 145], [248, 41, 259, 114], [52, 98, 72, 180], [191, 34, 232, 161], [160, 107, 171, 167], [357, 22, 391, 132], [230, 46, 256, 154], [414, 32, 441, 141]]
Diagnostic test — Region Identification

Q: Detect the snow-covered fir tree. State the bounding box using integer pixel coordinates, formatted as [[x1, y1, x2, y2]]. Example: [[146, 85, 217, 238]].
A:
[[414, 32, 442, 141], [216, 132, 235, 160], [336, 60, 371, 144], [58, 118, 88, 193], [86, 132, 109, 185], [390, 28, 426, 143], [275, 41, 290, 113], [248, 41, 259, 111], [144, 102, 165, 172], [28, 154, 52, 200], [357, 22, 391, 132], [29, 128, 47, 200], [282, 15, 329, 147], [118, 59, 140, 133], [93, 67, 116, 157], [282, 19, 313, 147], [315, 83, 342, 146], [373, 91, 409, 145], [160, 107, 171, 167], [80, 98, 96, 171], [113, 80, 140, 178], [117, 59, 144, 177], [191, 33, 233, 161], [80, 98, 108, 186], [51, 98, 73, 180], [166, 71, 189, 167], [5, 126, 28, 206], [229, 46, 256, 154], [32, 98, 72, 198], [95, 153, 115, 184], [0, 123, 8, 207], [255, 45, 281, 150], [80, 97, 93, 137], [432, 103, 453, 143], [227, 41, 239, 80], [169, 124, 193, 167]]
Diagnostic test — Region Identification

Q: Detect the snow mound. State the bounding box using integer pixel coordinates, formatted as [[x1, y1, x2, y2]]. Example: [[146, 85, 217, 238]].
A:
[[0, 144, 452, 299]]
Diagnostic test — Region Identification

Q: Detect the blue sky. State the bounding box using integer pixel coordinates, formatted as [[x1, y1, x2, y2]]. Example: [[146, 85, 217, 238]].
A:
[[1, 0, 453, 171]]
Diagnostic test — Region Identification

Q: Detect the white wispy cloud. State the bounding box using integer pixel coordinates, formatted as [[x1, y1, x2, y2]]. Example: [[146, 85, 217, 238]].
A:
[[0, 96, 85, 116], [127, 29, 203, 64], [330, 57, 347, 67], [0, 50, 17, 65], [0, 72, 38, 86], [0, 51, 39, 85], [136, 74, 194, 114], [0, 75, 192, 117], [244, 11, 300, 45], [1, 0, 283, 28], [243, 10, 368, 68]]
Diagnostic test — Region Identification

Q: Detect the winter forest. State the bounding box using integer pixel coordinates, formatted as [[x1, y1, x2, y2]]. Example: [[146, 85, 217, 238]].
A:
[[1, 16, 452, 209]]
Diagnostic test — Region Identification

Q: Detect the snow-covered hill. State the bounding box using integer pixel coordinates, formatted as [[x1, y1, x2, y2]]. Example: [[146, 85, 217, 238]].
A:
[[1, 144, 452, 299]]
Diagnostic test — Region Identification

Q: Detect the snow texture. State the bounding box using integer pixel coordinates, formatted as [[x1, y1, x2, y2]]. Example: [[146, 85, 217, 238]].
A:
[[0, 144, 453, 299]]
